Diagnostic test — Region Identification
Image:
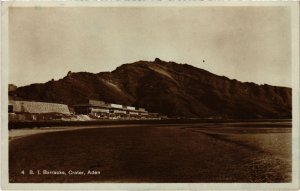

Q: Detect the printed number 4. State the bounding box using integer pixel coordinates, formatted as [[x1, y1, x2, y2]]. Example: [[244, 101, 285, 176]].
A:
[[21, 170, 25, 175]]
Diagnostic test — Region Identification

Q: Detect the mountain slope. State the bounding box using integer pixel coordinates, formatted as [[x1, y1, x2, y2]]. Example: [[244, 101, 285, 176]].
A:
[[10, 58, 292, 119]]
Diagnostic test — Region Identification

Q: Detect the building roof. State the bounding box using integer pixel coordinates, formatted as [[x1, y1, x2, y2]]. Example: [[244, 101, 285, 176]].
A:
[[74, 101, 148, 112]]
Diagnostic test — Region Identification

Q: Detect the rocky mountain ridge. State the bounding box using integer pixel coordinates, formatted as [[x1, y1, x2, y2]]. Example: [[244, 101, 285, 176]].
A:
[[9, 58, 292, 119]]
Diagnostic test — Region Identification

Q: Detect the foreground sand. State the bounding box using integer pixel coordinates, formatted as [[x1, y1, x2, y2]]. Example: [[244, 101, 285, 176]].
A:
[[9, 122, 291, 183]]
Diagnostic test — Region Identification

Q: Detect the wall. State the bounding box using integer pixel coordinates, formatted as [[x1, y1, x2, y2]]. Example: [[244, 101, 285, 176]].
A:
[[10, 100, 70, 115]]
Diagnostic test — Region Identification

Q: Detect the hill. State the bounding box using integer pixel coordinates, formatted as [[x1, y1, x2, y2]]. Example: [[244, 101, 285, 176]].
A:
[[9, 58, 292, 119]]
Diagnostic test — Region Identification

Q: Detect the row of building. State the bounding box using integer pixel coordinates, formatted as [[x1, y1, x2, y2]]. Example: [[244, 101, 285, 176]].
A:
[[8, 99, 161, 121]]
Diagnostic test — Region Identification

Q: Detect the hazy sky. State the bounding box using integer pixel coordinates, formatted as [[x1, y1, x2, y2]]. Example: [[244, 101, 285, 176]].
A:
[[9, 7, 291, 87]]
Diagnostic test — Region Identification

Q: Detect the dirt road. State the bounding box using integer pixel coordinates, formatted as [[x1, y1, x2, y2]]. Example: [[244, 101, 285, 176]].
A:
[[9, 122, 291, 183]]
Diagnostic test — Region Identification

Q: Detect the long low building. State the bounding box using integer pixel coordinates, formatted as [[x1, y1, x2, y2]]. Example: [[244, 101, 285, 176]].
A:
[[9, 100, 71, 121], [8, 99, 161, 121], [72, 99, 150, 119], [9, 100, 71, 114]]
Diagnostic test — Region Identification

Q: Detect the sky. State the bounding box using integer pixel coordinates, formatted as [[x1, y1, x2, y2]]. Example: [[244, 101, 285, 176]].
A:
[[9, 6, 291, 87]]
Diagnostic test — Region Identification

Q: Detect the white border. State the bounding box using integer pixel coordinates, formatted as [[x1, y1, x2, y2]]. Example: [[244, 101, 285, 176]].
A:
[[1, 1, 299, 190]]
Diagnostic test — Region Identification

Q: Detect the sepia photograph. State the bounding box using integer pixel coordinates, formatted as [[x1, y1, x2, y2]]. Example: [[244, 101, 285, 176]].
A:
[[1, 1, 299, 190]]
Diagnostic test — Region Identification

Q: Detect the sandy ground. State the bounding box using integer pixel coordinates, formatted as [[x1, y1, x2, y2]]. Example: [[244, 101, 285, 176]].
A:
[[9, 125, 138, 140], [9, 121, 290, 140], [9, 122, 291, 183]]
